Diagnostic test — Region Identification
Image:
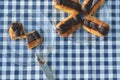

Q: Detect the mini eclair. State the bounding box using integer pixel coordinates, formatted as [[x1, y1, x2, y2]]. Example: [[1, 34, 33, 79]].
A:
[[56, 12, 83, 37], [82, 16, 109, 37]]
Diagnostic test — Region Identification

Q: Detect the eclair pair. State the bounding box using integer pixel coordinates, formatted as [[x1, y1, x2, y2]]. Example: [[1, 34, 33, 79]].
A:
[[9, 22, 42, 49]]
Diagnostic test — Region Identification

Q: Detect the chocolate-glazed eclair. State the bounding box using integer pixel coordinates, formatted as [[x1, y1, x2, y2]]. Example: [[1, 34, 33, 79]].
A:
[[82, 16, 109, 37], [54, 0, 81, 13], [26, 31, 42, 49], [9, 22, 26, 40], [56, 12, 83, 37], [82, 0, 105, 15]]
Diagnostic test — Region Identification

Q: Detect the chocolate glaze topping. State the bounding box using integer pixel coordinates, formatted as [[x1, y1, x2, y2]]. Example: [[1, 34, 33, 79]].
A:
[[28, 34, 36, 43], [33, 31, 41, 39]]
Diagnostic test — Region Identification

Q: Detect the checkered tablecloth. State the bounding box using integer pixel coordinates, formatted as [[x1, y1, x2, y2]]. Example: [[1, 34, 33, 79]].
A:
[[0, 0, 120, 80]]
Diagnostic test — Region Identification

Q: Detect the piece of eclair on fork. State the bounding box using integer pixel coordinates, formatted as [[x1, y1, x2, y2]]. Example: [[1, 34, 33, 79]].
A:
[[26, 31, 42, 49], [9, 22, 26, 40]]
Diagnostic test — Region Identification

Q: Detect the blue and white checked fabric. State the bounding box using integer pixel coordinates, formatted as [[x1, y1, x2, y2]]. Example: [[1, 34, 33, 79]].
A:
[[0, 0, 120, 80]]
